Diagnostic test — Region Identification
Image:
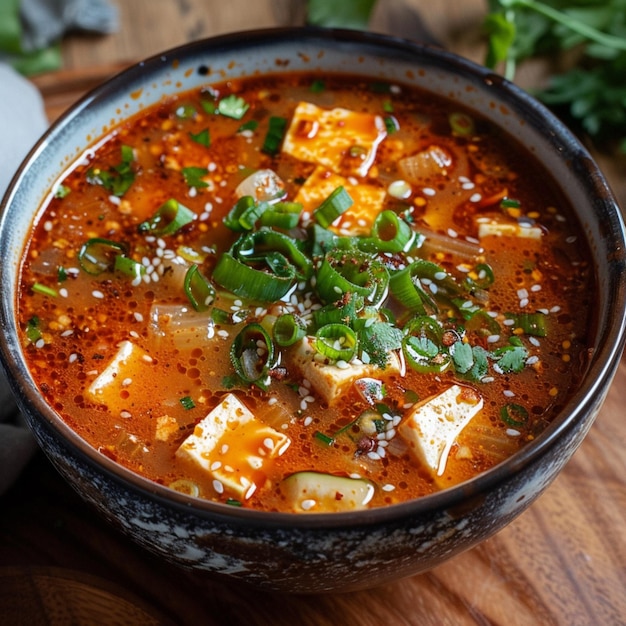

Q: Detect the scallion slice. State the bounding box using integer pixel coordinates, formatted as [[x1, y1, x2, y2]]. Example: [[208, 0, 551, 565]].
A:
[[212, 251, 295, 302], [500, 403, 529, 428], [139, 199, 195, 236], [32, 283, 57, 297], [230, 322, 275, 386], [360, 210, 415, 253], [259, 201, 302, 229], [313, 186, 353, 228], [314, 323, 358, 362], [184, 265, 216, 312], [78, 238, 127, 275], [114, 255, 146, 281], [273, 313, 307, 347], [402, 315, 451, 374], [315, 249, 389, 308], [506, 312, 547, 337], [262, 116, 288, 156]]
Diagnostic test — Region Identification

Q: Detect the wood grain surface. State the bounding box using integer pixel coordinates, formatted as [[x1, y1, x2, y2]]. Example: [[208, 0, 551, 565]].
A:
[[2, 1, 625, 624]]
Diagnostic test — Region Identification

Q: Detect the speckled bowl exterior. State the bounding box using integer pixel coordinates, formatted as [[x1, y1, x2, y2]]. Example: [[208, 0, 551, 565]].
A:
[[1, 28, 625, 593]]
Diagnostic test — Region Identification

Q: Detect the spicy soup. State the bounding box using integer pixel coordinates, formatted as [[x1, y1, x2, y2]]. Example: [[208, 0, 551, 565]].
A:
[[18, 72, 593, 512]]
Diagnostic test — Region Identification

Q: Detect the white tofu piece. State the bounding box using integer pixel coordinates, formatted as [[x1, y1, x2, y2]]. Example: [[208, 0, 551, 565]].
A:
[[478, 220, 542, 240], [398, 384, 483, 477], [291, 336, 401, 406], [86, 340, 154, 415], [176, 393, 291, 500], [282, 101, 386, 177], [295, 166, 386, 236]]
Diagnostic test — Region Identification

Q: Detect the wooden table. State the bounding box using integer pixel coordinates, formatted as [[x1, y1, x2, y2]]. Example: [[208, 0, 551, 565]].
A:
[[2, 2, 625, 624]]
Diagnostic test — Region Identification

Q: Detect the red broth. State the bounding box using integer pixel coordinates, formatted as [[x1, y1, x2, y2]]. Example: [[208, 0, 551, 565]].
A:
[[17, 72, 593, 512]]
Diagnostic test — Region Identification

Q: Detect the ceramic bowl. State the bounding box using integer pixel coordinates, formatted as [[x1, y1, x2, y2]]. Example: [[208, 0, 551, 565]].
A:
[[1, 28, 625, 593]]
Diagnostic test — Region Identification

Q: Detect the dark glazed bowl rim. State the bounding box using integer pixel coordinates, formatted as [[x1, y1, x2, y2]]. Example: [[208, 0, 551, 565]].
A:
[[1, 26, 625, 530]]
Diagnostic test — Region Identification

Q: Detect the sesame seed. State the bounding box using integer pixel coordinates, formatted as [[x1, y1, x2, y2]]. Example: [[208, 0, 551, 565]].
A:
[[382, 484, 396, 491], [120, 411, 132, 419], [133, 312, 144, 322], [470, 193, 482, 202], [92, 290, 105, 299], [213, 479, 224, 494], [301, 499, 316, 510], [68, 353, 78, 363], [303, 416, 313, 427], [422, 187, 436, 196], [210, 461, 222, 471]]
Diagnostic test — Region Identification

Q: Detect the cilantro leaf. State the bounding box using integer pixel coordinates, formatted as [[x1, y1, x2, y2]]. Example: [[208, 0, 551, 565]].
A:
[[358, 320, 403, 369], [182, 166, 209, 188], [492, 337, 528, 373]]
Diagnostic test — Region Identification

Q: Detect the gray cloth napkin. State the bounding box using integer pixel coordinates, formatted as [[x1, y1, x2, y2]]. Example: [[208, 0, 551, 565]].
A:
[[19, 0, 118, 52], [1, 0, 118, 496], [0, 62, 48, 495]]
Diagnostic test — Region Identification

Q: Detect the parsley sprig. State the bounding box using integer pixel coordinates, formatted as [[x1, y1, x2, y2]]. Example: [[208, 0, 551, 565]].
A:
[[484, 0, 626, 152]]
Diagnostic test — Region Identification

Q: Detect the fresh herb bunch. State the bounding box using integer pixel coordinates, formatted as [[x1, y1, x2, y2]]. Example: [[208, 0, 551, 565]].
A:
[[483, 0, 626, 152]]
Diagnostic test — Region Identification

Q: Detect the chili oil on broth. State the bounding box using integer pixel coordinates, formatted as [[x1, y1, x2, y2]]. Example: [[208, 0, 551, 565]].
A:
[[17, 71, 593, 513]]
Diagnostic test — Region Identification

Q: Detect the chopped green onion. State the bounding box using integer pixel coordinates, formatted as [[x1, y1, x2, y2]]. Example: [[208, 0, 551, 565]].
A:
[[383, 99, 394, 113], [315, 249, 389, 308], [314, 430, 335, 446], [315, 323, 358, 362], [500, 403, 529, 428], [200, 99, 217, 115], [466, 263, 495, 290], [175, 103, 197, 119], [238, 120, 258, 133], [212, 251, 295, 302], [310, 79, 325, 93], [182, 166, 209, 188], [189, 128, 210, 147], [465, 310, 501, 337], [449, 112, 475, 136], [230, 322, 275, 387], [262, 116, 288, 156], [360, 210, 416, 253], [259, 201, 302, 230], [54, 184, 70, 199], [114, 255, 146, 281], [25, 316, 42, 343], [224, 196, 258, 232], [86, 144, 135, 197], [57, 266, 68, 282], [78, 238, 127, 275], [273, 313, 307, 347], [506, 312, 547, 337], [384, 116, 399, 134], [500, 197, 521, 209], [138, 199, 195, 236], [313, 186, 354, 228], [225, 498, 243, 506], [32, 283, 57, 297], [180, 396, 196, 410], [184, 264, 215, 312], [218, 94, 249, 119]]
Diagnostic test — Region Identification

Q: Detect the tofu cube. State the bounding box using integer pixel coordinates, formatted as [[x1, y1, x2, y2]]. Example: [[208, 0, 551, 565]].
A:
[[295, 166, 386, 236], [398, 384, 483, 476], [176, 393, 291, 500], [291, 337, 400, 406], [86, 340, 154, 416], [282, 102, 386, 177]]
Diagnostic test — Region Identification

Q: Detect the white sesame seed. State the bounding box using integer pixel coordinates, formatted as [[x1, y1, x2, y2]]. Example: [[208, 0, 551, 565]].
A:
[[213, 479, 224, 494], [300, 499, 316, 511], [122, 378, 132, 386], [120, 411, 131, 419], [263, 438, 275, 450], [422, 187, 436, 196], [470, 193, 482, 202], [382, 484, 396, 491], [133, 312, 144, 322], [527, 355, 540, 364], [68, 353, 78, 363], [503, 389, 515, 397], [303, 416, 313, 427], [92, 290, 104, 299], [210, 461, 222, 471]]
